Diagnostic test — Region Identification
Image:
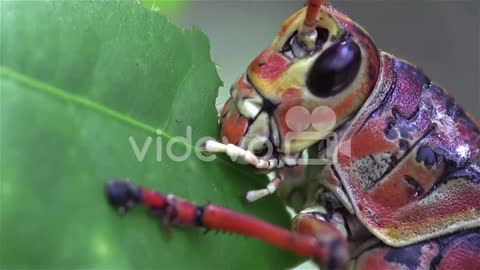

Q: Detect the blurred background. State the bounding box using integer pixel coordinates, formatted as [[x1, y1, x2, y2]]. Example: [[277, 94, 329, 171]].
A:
[[159, 0, 479, 119]]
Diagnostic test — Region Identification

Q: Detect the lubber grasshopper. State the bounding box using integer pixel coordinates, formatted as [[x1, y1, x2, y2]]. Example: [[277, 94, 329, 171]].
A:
[[106, 1, 480, 269]]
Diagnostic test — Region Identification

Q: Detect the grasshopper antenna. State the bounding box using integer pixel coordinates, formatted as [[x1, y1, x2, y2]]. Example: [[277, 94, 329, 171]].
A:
[[298, 0, 323, 51]]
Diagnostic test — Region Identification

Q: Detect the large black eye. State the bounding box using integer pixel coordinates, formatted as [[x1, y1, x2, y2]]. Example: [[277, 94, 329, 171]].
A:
[[306, 40, 361, 98]]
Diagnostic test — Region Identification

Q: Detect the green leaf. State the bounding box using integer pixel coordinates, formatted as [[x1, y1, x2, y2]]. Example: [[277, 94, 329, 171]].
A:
[[0, 1, 302, 269]]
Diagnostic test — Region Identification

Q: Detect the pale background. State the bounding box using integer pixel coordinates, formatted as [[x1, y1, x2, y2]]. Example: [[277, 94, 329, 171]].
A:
[[171, 0, 479, 118]]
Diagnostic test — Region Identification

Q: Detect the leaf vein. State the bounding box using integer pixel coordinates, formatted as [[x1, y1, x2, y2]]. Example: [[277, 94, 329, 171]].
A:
[[0, 65, 170, 138], [0, 65, 250, 175]]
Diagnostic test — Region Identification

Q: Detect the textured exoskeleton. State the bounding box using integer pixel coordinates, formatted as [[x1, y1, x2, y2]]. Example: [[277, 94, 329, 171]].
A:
[[107, 1, 480, 269]]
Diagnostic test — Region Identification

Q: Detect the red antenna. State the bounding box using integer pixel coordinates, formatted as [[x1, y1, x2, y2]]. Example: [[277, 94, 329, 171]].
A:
[[304, 0, 322, 30], [298, 0, 323, 52]]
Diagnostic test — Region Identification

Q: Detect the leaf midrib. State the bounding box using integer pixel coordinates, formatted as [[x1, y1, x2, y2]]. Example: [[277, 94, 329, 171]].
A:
[[0, 65, 247, 175], [0, 65, 172, 138]]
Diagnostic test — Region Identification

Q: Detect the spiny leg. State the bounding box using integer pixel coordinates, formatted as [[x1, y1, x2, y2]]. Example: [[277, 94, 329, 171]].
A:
[[106, 180, 344, 268], [202, 140, 304, 202], [202, 140, 281, 202]]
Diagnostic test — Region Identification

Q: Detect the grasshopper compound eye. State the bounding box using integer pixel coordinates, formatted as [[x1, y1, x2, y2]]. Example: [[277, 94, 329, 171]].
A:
[[306, 40, 361, 97], [105, 180, 141, 212]]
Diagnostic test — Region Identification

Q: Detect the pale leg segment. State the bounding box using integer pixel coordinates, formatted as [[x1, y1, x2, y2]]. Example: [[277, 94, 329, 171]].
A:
[[202, 140, 283, 169], [245, 176, 283, 202], [202, 140, 300, 202]]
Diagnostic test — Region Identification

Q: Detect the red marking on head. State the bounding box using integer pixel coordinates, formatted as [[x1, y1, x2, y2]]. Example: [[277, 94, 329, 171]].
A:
[[220, 98, 232, 117], [279, 9, 303, 35], [248, 50, 290, 81], [236, 76, 253, 96], [280, 25, 290, 36], [275, 88, 303, 138], [221, 111, 249, 145], [281, 87, 302, 101]]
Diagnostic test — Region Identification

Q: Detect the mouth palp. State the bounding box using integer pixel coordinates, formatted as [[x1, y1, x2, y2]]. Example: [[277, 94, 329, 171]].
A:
[[237, 98, 262, 120], [222, 74, 284, 158], [269, 117, 281, 149]]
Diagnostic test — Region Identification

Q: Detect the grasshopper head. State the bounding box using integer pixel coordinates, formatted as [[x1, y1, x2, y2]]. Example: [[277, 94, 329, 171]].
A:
[[220, 2, 380, 156]]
